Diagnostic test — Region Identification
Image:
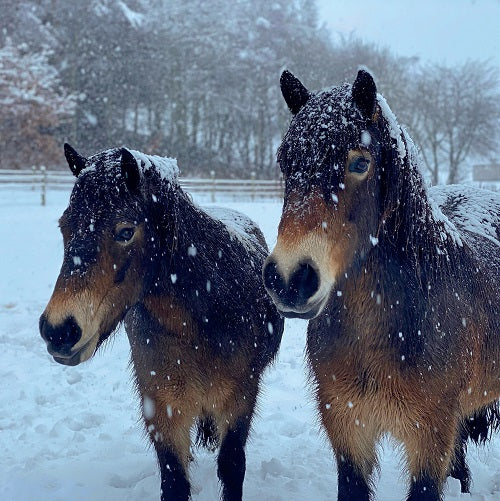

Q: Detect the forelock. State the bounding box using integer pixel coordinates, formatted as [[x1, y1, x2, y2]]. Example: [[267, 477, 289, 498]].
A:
[[278, 83, 364, 175]]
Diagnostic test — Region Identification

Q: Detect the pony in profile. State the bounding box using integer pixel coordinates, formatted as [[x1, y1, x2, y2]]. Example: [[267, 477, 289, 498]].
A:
[[264, 69, 499, 500], [40, 144, 283, 500]]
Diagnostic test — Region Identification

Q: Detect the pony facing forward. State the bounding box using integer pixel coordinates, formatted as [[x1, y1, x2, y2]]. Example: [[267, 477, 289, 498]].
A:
[[263, 69, 499, 500], [40, 145, 283, 501]]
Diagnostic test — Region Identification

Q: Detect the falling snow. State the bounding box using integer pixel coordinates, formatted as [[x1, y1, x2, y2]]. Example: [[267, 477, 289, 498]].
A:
[[0, 192, 498, 501]]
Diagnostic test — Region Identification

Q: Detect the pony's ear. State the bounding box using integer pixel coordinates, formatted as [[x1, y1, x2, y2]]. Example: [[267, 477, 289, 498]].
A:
[[352, 69, 377, 120], [120, 148, 141, 192], [64, 143, 87, 177], [280, 70, 311, 114]]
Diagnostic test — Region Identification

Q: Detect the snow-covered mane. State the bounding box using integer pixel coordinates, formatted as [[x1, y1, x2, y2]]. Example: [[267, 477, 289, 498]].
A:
[[129, 149, 179, 183], [375, 95, 467, 278]]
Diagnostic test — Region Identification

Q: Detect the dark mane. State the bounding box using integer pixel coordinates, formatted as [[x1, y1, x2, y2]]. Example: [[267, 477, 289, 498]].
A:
[[376, 106, 466, 286]]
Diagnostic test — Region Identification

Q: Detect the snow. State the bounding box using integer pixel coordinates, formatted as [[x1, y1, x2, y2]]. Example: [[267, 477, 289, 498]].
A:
[[129, 150, 179, 182], [204, 205, 264, 254], [0, 188, 498, 500], [377, 94, 407, 161], [117, 1, 145, 28], [429, 184, 500, 248]]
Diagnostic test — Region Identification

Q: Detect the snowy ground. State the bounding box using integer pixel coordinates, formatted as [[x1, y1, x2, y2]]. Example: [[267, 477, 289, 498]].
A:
[[0, 188, 498, 501]]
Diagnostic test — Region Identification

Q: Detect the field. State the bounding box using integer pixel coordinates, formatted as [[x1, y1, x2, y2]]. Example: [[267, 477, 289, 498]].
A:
[[0, 189, 498, 500]]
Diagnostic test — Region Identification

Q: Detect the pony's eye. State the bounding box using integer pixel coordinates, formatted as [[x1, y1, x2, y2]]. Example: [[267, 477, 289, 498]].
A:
[[348, 157, 370, 174], [115, 227, 135, 243]]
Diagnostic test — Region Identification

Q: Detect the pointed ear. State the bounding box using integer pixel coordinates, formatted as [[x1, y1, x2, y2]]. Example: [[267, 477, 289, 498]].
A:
[[120, 148, 141, 192], [352, 69, 377, 120], [64, 143, 87, 177], [280, 70, 311, 114]]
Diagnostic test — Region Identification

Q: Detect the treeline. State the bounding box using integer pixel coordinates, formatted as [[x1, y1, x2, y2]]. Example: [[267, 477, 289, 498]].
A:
[[1, 0, 498, 183]]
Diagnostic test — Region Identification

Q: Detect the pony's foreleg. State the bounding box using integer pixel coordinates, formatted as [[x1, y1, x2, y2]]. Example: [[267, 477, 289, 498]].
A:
[[403, 414, 459, 501], [142, 396, 193, 501], [154, 442, 191, 501], [317, 405, 379, 500], [335, 451, 374, 501], [217, 416, 252, 501], [216, 387, 258, 501]]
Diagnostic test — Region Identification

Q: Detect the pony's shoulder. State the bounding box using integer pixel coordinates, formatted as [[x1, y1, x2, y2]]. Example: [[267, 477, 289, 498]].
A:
[[428, 184, 500, 248], [202, 206, 267, 254]]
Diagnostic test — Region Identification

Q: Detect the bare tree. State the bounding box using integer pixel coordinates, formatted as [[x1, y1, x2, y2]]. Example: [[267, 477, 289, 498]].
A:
[[408, 60, 500, 184]]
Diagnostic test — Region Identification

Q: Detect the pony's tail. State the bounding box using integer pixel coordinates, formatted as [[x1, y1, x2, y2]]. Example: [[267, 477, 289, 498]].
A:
[[463, 402, 500, 445], [195, 415, 220, 452]]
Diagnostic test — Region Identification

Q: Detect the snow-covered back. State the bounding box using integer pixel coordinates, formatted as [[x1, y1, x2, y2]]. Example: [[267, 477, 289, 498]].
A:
[[429, 184, 500, 247], [203, 205, 264, 253]]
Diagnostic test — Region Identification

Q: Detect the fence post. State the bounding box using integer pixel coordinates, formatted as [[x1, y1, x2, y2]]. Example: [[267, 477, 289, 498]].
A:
[[210, 170, 216, 203], [251, 171, 256, 201], [40, 166, 47, 206]]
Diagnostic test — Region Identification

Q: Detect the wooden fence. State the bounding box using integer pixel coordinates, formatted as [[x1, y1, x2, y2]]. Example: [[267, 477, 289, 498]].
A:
[[0, 168, 284, 205]]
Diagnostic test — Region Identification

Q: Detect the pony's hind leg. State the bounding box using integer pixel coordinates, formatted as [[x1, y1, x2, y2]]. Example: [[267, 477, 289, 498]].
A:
[[448, 426, 471, 493]]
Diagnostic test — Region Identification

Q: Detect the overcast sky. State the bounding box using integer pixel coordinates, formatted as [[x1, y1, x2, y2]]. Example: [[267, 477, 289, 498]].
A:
[[316, 0, 500, 68]]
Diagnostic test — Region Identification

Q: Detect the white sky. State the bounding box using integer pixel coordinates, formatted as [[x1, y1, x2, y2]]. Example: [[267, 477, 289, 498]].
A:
[[316, 0, 500, 68]]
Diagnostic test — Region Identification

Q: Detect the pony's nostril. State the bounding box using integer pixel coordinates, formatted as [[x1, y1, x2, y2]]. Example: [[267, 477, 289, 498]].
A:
[[289, 262, 319, 306], [263, 260, 286, 296], [39, 315, 82, 355], [264, 259, 320, 310]]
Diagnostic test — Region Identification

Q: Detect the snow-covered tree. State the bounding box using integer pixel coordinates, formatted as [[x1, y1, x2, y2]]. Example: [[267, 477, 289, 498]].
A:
[[1, 1, 497, 179], [0, 41, 75, 168]]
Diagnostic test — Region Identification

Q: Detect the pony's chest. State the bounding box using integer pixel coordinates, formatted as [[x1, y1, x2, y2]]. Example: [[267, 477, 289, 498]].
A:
[[309, 341, 430, 430]]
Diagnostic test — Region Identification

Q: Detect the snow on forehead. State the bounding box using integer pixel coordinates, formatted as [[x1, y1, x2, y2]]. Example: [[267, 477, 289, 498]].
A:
[[129, 149, 179, 181], [280, 84, 359, 168], [308, 84, 359, 129]]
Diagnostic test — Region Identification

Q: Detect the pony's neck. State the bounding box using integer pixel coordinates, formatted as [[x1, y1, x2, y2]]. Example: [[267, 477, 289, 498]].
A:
[[147, 186, 220, 302]]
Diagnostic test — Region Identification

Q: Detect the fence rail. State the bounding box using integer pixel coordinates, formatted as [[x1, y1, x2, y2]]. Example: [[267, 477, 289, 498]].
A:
[[0, 168, 284, 204]]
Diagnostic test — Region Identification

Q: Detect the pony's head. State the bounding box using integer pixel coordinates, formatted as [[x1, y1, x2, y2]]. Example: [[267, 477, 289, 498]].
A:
[[263, 69, 395, 319], [39, 144, 178, 365]]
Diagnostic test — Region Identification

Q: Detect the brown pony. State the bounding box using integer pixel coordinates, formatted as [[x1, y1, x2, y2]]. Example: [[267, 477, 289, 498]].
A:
[[39, 144, 283, 501], [263, 69, 499, 500]]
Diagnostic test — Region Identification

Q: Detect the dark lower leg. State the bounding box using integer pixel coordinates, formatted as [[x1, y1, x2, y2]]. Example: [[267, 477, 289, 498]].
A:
[[448, 439, 471, 493], [336, 453, 372, 501], [217, 418, 250, 501], [407, 472, 441, 501], [156, 446, 190, 501]]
